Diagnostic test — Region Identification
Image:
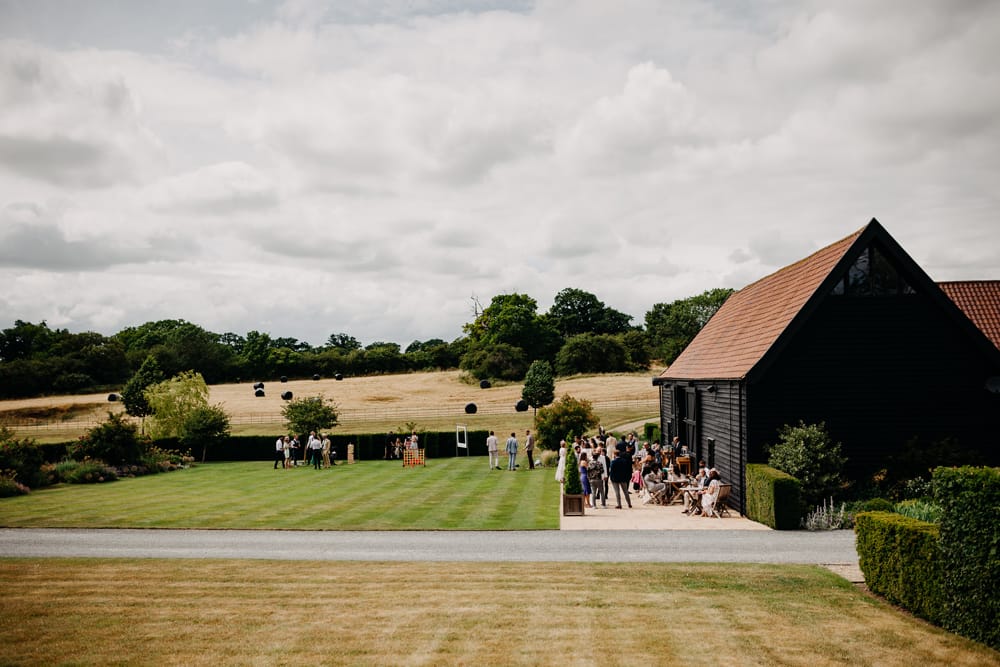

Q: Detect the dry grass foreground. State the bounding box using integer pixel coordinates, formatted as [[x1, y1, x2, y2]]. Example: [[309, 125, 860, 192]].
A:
[[1, 560, 996, 667]]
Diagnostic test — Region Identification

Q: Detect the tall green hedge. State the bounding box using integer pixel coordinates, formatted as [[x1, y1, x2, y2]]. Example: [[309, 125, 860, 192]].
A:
[[854, 511, 944, 624], [745, 463, 801, 530], [934, 466, 1000, 650]]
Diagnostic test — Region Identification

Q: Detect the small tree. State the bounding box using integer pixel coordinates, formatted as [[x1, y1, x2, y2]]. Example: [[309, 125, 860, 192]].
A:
[[563, 445, 582, 495], [0, 427, 45, 489], [534, 394, 599, 451], [120, 355, 164, 431], [766, 421, 847, 509], [71, 412, 144, 466], [282, 395, 339, 436], [521, 360, 555, 414], [179, 404, 231, 463], [145, 371, 210, 439]]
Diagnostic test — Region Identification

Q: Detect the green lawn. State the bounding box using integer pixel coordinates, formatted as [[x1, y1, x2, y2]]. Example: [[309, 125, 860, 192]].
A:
[[0, 458, 559, 530]]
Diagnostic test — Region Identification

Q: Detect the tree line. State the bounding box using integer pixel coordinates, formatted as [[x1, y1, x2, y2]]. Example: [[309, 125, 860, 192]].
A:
[[0, 287, 733, 399]]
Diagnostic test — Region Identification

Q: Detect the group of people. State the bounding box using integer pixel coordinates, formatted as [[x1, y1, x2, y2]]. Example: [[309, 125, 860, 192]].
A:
[[484, 429, 536, 471], [554, 429, 726, 516], [273, 431, 336, 469], [383, 432, 420, 460]]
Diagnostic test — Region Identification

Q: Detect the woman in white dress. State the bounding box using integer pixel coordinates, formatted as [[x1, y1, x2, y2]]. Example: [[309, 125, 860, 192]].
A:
[[701, 469, 721, 517], [554, 440, 567, 483]]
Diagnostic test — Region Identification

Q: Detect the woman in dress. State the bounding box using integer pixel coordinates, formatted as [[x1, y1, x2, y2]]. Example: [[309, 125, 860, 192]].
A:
[[701, 469, 721, 517], [578, 452, 593, 509], [554, 440, 567, 483]]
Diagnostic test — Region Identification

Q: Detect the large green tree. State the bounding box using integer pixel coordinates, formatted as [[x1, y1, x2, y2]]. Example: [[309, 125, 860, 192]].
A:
[[644, 287, 734, 363], [144, 371, 210, 440], [462, 293, 560, 365], [546, 288, 633, 338], [521, 360, 555, 413], [555, 333, 630, 375]]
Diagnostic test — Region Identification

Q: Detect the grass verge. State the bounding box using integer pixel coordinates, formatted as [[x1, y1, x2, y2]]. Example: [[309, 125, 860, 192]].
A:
[[0, 560, 997, 666], [0, 459, 559, 530]]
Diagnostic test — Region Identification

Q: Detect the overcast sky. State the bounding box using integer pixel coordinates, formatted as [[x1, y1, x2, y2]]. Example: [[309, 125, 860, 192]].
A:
[[1, 0, 998, 347]]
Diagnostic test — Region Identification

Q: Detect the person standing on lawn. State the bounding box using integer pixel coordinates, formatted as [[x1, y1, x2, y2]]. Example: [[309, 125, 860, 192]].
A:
[[321, 434, 332, 469], [274, 436, 286, 469], [486, 431, 500, 470], [524, 429, 535, 470], [505, 432, 519, 471]]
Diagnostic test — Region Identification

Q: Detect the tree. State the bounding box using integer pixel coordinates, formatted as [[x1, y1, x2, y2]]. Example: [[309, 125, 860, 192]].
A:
[[533, 394, 599, 451], [459, 342, 528, 381], [522, 360, 555, 413], [144, 371, 210, 439], [326, 333, 361, 352], [120, 355, 165, 425], [766, 421, 847, 510], [462, 293, 561, 363], [179, 404, 231, 463], [282, 395, 339, 436], [547, 288, 632, 337], [554, 333, 630, 375], [644, 287, 734, 363]]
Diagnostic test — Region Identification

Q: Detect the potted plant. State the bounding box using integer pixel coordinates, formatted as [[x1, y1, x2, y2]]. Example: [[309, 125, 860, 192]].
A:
[[562, 445, 585, 516]]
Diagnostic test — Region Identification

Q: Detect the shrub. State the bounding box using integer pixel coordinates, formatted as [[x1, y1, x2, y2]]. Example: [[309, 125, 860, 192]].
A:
[[0, 471, 30, 497], [802, 498, 848, 530], [70, 413, 145, 465], [0, 427, 46, 489], [61, 459, 119, 484], [934, 466, 1000, 650], [563, 446, 582, 495], [860, 497, 894, 512], [766, 421, 846, 509], [745, 463, 801, 530], [533, 395, 599, 451], [539, 449, 559, 468], [855, 511, 944, 624]]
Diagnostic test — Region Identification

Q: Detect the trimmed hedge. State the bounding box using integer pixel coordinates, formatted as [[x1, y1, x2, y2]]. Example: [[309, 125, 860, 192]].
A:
[[855, 511, 944, 624], [745, 463, 801, 530], [934, 466, 1000, 650]]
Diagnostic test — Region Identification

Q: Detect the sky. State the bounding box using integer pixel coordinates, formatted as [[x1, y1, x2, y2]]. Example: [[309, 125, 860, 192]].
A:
[[1, 0, 998, 348]]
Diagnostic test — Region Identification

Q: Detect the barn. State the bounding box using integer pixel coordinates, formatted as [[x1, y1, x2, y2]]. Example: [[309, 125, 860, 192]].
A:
[[654, 219, 1000, 515]]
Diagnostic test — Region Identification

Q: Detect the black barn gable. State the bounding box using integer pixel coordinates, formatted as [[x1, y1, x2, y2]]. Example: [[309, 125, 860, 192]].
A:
[[655, 219, 1000, 515]]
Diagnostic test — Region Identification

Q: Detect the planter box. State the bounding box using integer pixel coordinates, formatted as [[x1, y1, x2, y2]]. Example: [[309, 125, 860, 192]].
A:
[[562, 493, 586, 516]]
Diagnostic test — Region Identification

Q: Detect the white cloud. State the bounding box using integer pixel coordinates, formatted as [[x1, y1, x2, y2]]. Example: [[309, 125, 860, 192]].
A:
[[1, 1, 998, 348]]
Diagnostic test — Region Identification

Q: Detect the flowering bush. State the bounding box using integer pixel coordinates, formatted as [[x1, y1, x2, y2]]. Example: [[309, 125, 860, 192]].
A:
[[0, 470, 30, 497]]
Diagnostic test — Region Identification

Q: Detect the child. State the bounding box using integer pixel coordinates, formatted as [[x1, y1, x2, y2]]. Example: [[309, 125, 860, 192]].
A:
[[630, 462, 643, 493]]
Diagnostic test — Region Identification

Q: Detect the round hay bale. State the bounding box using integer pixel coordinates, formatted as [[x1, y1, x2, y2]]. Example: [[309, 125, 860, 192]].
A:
[[515, 399, 529, 412], [107, 393, 119, 402], [312, 373, 321, 381], [479, 379, 491, 389], [464, 402, 478, 414], [281, 391, 293, 400], [253, 381, 264, 390], [254, 388, 265, 398], [280, 376, 288, 383], [334, 373, 343, 381]]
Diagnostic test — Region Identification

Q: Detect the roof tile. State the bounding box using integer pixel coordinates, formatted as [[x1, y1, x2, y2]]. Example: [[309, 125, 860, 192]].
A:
[[938, 281, 1000, 351], [661, 226, 864, 380]]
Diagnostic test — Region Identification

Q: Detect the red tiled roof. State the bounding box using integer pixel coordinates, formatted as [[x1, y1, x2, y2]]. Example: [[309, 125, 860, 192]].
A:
[[661, 226, 865, 380], [938, 280, 1000, 351]]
